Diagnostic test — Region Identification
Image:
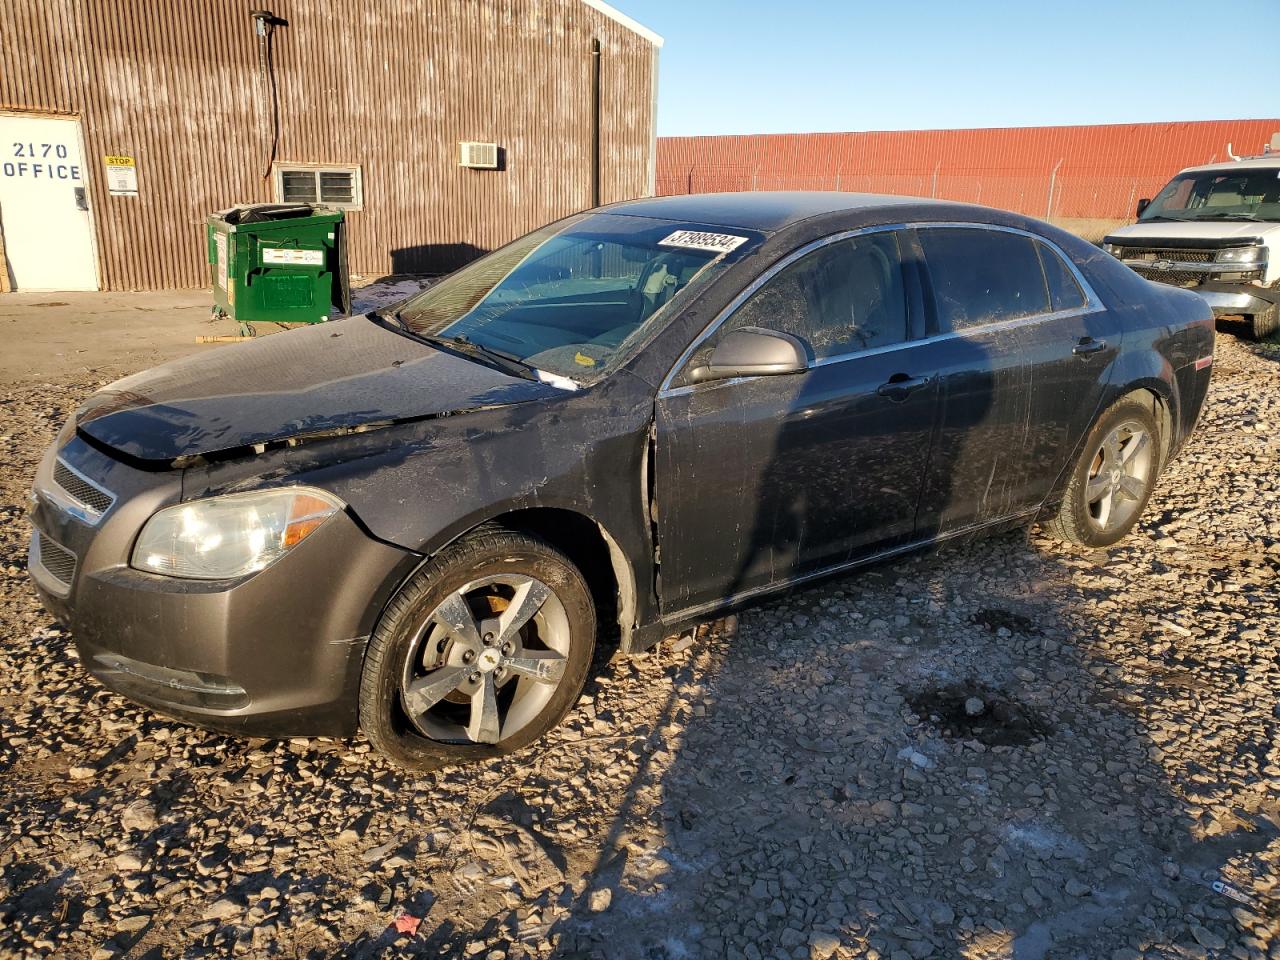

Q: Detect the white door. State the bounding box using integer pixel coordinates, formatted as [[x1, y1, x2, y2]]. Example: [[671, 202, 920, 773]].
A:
[[0, 113, 99, 291]]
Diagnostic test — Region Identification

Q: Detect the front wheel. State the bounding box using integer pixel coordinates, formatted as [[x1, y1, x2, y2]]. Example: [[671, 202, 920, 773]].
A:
[[359, 528, 595, 769], [1043, 396, 1162, 548], [1250, 304, 1279, 341]]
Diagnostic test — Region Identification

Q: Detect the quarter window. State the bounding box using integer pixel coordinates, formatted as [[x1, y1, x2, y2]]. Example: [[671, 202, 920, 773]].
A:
[[1036, 242, 1087, 312], [919, 228, 1050, 332], [692, 231, 908, 376]]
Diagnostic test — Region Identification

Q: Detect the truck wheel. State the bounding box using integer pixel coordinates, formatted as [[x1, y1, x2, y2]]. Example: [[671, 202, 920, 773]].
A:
[[1251, 304, 1279, 340], [359, 528, 595, 769], [1043, 397, 1162, 548]]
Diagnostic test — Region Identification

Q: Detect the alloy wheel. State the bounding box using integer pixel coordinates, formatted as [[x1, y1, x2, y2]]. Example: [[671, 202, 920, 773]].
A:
[[399, 574, 570, 744], [1084, 419, 1153, 533]]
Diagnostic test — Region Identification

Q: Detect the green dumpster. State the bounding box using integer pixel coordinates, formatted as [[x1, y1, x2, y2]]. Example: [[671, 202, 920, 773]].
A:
[[207, 203, 349, 330]]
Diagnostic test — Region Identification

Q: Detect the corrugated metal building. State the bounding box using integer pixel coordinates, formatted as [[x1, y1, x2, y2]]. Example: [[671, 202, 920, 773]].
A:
[[657, 119, 1280, 240], [0, 0, 661, 292]]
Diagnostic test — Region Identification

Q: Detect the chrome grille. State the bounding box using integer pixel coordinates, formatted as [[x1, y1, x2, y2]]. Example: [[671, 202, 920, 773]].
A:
[[1122, 247, 1214, 264], [35, 532, 77, 586], [53, 460, 115, 516], [1130, 267, 1203, 287]]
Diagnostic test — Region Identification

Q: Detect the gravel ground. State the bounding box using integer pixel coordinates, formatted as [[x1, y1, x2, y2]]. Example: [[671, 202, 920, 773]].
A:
[[0, 328, 1277, 960]]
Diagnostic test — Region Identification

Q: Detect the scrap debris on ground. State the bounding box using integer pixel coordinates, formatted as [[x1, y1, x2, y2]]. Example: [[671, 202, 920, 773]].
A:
[[0, 325, 1277, 960]]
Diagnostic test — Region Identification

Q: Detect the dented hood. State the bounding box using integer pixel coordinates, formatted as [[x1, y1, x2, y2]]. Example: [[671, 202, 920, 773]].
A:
[[75, 315, 561, 464]]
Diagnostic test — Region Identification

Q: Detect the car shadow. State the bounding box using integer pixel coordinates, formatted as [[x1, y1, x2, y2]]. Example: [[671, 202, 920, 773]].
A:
[[532, 339, 1274, 957], [537, 526, 1276, 958]]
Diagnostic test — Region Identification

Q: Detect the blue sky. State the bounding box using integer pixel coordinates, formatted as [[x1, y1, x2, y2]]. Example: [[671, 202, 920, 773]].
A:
[[608, 0, 1280, 137]]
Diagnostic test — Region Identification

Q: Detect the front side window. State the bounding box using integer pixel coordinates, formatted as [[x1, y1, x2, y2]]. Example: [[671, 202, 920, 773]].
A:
[[393, 215, 758, 382], [680, 232, 908, 382], [919, 228, 1050, 332], [1140, 170, 1280, 223]]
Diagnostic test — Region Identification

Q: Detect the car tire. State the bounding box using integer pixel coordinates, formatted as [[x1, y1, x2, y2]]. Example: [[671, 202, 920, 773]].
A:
[[359, 527, 595, 769], [1250, 304, 1279, 341], [1043, 396, 1162, 548]]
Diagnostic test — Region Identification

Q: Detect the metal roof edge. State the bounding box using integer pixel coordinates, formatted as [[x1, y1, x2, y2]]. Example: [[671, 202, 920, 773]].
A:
[[579, 0, 664, 46]]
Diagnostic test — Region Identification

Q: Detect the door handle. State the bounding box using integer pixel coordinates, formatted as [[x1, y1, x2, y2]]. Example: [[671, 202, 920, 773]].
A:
[[74, 187, 89, 211], [1072, 337, 1107, 356], [876, 373, 932, 400]]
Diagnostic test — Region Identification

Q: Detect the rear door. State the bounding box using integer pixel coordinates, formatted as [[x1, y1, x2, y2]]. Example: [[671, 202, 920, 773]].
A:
[[653, 228, 939, 615], [908, 225, 1120, 536], [1015, 239, 1122, 499], [908, 226, 1047, 535]]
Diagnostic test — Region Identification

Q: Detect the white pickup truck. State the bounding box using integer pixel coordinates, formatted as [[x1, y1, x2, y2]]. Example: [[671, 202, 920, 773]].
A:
[[1103, 137, 1280, 339]]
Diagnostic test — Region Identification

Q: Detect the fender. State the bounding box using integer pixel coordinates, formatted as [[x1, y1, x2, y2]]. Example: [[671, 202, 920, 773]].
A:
[[1040, 343, 1179, 509], [382, 498, 644, 655], [179, 367, 660, 650]]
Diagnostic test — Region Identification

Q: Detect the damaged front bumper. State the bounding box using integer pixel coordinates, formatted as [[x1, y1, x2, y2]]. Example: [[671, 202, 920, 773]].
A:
[[1190, 281, 1280, 319], [27, 435, 418, 737]]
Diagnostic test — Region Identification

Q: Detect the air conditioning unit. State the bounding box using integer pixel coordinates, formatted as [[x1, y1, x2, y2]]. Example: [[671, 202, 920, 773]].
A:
[[459, 141, 499, 169]]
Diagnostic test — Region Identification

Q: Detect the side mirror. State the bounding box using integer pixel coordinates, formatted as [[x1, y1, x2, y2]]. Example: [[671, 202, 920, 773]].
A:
[[689, 327, 809, 382], [1136, 198, 1151, 217]]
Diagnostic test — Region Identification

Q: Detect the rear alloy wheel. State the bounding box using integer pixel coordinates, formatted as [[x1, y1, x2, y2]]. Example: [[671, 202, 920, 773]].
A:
[[360, 529, 595, 768], [1044, 397, 1161, 548], [1082, 419, 1154, 534]]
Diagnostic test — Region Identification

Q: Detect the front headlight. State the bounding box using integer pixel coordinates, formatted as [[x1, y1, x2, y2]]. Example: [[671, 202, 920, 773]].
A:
[[1103, 243, 1127, 259], [1215, 246, 1265, 263], [132, 487, 343, 580]]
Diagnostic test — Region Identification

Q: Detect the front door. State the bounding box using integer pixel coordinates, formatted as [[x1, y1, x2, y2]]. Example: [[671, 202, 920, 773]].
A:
[[0, 113, 98, 291], [654, 229, 938, 616]]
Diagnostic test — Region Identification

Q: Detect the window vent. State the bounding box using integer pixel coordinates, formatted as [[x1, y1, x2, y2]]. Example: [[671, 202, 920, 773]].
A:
[[273, 164, 363, 209], [459, 141, 499, 170]]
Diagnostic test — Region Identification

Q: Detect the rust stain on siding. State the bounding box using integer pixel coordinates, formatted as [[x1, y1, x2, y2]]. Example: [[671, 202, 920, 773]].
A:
[[1, 0, 656, 290]]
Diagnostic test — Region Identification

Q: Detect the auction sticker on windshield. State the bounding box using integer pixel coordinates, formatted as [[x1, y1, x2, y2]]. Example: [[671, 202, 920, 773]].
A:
[[658, 230, 748, 254]]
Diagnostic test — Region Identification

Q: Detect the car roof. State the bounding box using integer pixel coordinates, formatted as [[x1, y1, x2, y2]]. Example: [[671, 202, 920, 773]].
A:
[[1178, 156, 1280, 175], [602, 191, 961, 232]]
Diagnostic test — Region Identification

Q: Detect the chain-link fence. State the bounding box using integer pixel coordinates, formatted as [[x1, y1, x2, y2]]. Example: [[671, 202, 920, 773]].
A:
[[655, 165, 1173, 241]]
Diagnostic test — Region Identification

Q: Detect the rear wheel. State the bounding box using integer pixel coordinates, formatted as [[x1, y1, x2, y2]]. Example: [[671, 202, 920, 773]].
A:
[[359, 528, 595, 769], [1044, 397, 1161, 548]]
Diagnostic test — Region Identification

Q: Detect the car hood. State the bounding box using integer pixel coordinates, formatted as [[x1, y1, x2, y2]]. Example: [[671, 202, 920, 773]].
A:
[[75, 316, 565, 465], [1106, 220, 1280, 243]]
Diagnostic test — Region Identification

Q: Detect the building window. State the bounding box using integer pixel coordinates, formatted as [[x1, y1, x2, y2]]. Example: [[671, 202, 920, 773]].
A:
[[272, 164, 362, 209]]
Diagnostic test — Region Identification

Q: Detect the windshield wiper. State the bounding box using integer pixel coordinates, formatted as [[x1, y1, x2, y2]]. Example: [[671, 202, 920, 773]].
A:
[[374, 307, 415, 333], [372, 311, 536, 381], [1207, 213, 1261, 221], [420, 334, 538, 381]]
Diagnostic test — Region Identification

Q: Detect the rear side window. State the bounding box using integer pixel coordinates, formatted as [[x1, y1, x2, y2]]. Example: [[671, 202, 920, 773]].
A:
[[715, 232, 909, 359], [919, 228, 1050, 332], [1036, 242, 1087, 312]]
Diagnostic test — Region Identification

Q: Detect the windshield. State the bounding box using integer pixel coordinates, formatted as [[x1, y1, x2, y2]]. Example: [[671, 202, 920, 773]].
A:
[[1140, 168, 1280, 223], [391, 213, 758, 383]]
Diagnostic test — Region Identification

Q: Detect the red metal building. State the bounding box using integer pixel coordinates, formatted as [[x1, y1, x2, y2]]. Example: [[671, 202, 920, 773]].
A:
[[657, 119, 1280, 239]]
